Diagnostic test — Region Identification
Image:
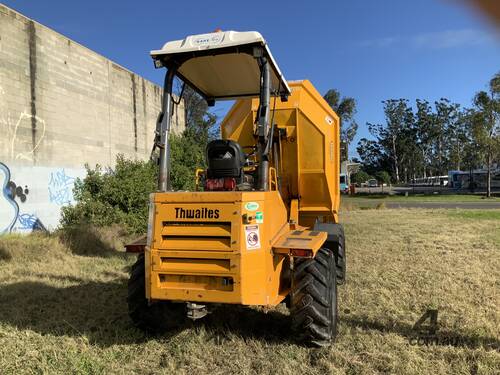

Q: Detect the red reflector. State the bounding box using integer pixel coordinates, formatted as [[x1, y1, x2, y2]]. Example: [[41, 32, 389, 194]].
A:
[[223, 177, 236, 190], [205, 177, 236, 191], [291, 249, 312, 257]]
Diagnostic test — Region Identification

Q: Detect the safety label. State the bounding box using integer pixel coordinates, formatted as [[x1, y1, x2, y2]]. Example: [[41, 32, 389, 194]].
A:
[[245, 225, 261, 250], [255, 211, 263, 224]]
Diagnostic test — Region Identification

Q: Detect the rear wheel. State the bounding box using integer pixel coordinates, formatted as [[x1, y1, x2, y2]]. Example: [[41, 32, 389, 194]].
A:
[[290, 248, 338, 347], [127, 254, 185, 333]]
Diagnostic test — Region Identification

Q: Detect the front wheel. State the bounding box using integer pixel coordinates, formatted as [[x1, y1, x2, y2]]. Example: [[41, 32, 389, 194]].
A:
[[334, 227, 346, 285], [290, 248, 338, 347]]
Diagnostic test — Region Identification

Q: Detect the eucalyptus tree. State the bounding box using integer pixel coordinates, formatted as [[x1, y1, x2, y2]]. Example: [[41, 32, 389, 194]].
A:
[[367, 99, 414, 183], [471, 72, 500, 197], [356, 138, 387, 176], [432, 98, 463, 174], [415, 99, 435, 177], [323, 89, 358, 161]]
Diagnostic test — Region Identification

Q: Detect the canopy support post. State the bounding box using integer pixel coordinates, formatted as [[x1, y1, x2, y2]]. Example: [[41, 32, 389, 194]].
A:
[[158, 68, 176, 192], [257, 55, 271, 191]]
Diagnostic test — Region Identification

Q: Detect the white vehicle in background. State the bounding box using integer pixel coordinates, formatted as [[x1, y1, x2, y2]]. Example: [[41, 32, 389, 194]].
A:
[[410, 175, 449, 187], [448, 168, 500, 189], [367, 179, 378, 188]]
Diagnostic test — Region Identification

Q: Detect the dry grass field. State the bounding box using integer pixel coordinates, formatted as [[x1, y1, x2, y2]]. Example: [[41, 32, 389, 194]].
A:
[[0, 209, 498, 374]]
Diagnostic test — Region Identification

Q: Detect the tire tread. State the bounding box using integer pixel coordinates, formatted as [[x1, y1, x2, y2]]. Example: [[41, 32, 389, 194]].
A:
[[291, 248, 338, 347]]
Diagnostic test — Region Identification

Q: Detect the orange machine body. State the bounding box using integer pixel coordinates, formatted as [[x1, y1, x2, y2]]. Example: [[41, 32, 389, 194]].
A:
[[221, 80, 341, 226], [147, 191, 291, 306], [145, 80, 339, 307]]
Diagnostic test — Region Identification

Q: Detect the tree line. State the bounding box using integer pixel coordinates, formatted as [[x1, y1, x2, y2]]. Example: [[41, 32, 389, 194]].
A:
[[351, 72, 500, 196]]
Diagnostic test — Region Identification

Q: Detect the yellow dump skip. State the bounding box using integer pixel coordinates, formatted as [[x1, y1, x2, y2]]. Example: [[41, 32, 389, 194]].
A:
[[221, 80, 340, 226]]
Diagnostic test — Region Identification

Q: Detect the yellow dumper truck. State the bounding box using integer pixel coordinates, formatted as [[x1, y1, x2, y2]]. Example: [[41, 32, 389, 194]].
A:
[[126, 31, 346, 346]]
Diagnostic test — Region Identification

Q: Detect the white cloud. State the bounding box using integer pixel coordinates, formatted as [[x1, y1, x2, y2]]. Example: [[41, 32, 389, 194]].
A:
[[360, 28, 496, 50], [359, 36, 400, 48], [412, 29, 494, 49]]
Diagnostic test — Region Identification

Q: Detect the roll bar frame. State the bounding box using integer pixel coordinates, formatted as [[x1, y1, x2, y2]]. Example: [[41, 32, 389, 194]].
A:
[[156, 47, 274, 192]]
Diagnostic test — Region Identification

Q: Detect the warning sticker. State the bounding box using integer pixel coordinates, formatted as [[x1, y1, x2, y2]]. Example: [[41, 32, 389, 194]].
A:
[[245, 225, 261, 250], [255, 211, 263, 224]]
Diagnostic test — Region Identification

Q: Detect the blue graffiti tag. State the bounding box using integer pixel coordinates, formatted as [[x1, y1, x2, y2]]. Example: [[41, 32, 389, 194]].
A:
[[17, 213, 38, 230], [48, 169, 75, 205]]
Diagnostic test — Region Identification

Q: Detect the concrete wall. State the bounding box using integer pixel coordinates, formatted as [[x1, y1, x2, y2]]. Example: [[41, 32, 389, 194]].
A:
[[0, 4, 185, 233]]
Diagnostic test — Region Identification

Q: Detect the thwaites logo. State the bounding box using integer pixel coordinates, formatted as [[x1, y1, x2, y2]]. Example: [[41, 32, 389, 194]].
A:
[[175, 207, 220, 219]]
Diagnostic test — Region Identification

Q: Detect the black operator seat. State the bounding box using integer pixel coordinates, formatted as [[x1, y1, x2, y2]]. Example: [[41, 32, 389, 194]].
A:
[[206, 140, 245, 179]]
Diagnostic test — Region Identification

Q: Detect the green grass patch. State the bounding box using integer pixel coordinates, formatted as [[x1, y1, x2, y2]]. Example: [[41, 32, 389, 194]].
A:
[[447, 209, 500, 220], [345, 194, 499, 202]]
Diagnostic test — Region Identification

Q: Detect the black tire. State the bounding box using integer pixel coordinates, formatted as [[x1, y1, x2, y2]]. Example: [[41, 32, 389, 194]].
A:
[[127, 254, 185, 333], [312, 222, 347, 285], [333, 228, 346, 285], [290, 248, 338, 347]]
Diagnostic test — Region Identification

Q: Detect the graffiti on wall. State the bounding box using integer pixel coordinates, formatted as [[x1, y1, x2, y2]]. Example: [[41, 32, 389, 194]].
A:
[[48, 169, 75, 205], [0, 162, 80, 234], [0, 162, 45, 233], [0, 87, 79, 233], [0, 85, 47, 162], [0, 162, 19, 233], [0, 110, 46, 163], [17, 213, 45, 231], [6, 180, 29, 202]]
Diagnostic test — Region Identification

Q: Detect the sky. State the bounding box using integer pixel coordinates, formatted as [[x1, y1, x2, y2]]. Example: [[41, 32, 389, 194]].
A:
[[3, 0, 500, 158]]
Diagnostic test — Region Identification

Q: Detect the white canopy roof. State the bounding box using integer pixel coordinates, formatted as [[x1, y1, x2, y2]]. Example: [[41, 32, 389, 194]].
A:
[[151, 31, 291, 101]]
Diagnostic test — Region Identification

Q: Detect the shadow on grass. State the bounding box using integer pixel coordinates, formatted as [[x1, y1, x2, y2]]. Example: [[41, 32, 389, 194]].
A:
[[58, 225, 129, 258], [0, 245, 12, 261], [0, 278, 151, 347], [0, 278, 294, 347], [198, 304, 293, 344], [343, 315, 499, 351]]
